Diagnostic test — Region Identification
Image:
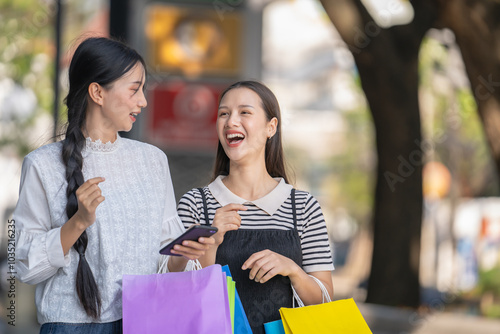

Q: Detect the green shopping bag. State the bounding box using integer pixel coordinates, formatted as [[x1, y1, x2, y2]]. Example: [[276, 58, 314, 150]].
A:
[[221, 265, 253, 334], [227, 276, 236, 331]]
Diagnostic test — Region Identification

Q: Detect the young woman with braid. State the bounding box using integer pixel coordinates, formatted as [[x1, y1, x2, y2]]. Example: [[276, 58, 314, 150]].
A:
[[177, 81, 335, 334], [13, 37, 213, 333]]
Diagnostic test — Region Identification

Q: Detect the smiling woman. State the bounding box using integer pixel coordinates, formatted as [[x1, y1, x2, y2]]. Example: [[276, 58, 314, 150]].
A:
[[213, 81, 286, 182], [216, 87, 277, 163], [12, 37, 213, 334], [84, 62, 147, 140], [177, 80, 335, 334]]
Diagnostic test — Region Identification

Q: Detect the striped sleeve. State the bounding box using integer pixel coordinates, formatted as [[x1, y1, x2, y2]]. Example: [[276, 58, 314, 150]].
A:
[[177, 189, 202, 229], [299, 192, 335, 273]]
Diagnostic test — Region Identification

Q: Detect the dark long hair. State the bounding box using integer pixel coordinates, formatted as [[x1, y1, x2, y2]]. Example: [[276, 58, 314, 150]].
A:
[[212, 80, 289, 183], [62, 37, 145, 319]]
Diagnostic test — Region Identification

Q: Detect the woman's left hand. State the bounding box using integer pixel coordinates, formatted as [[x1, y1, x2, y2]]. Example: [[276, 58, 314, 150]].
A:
[[241, 249, 301, 283], [170, 237, 216, 260]]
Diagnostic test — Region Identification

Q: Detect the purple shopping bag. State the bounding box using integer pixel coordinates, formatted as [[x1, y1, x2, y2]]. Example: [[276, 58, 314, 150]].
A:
[[122, 264, 232, 334]]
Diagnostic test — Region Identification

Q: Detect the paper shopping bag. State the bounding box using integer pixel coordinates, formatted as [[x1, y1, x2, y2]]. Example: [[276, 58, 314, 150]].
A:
[[122, 264, 232, 334], [227, 276, 236, 331], [279, 298, 372, 334], [264, 319, 285, 334], [221, 265, 253, 334]]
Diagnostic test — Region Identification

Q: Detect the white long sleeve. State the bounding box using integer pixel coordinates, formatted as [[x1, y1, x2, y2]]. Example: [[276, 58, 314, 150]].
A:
[[15, 155, 70, 284]]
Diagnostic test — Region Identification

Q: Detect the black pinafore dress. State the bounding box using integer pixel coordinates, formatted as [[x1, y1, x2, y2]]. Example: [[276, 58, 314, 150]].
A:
[[198, 188, 302, 334]]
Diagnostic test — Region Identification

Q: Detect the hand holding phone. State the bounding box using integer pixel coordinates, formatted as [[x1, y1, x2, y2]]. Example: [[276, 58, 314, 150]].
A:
[[159, 225, 218, 256]]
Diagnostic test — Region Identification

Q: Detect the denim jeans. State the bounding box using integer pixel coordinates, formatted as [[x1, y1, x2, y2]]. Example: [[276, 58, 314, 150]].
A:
[[39, 319, 122, 334]]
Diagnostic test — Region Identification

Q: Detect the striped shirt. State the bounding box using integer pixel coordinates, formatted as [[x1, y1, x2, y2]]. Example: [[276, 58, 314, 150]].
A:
[[177, 176, 334, 273]]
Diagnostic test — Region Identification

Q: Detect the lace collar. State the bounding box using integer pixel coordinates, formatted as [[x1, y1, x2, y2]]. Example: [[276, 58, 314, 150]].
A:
[[83, 134, 121, 154]]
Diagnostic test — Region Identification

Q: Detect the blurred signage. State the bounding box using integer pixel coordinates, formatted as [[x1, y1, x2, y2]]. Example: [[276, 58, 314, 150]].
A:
[[144, 3, 242, 77], [147, 82, 225, 151]]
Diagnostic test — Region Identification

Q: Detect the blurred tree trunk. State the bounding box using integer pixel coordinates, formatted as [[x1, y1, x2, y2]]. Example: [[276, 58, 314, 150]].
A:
[[320, 0, 437, 307], [435, 0, 500, 176], [320, 0, 500, 308]]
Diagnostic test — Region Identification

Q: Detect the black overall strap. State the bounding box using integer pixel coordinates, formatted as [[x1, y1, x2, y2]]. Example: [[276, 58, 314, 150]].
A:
[[214, 187, 303, 333], [291, 188, 297, 231], [197, 188, 210, 226]]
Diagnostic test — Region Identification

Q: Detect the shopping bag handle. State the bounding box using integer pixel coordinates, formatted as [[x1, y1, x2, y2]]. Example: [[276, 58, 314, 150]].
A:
[[292, 275, 332, 308], [158, 257, 202, 273]]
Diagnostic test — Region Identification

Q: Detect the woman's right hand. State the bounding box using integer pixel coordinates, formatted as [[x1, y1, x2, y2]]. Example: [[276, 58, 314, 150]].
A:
[[212, 203, 247, 245], [74, 177, 105, 229]]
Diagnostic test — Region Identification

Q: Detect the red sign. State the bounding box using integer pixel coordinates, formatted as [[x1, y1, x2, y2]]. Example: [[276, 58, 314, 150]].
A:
[[147, 82, 225, 151]]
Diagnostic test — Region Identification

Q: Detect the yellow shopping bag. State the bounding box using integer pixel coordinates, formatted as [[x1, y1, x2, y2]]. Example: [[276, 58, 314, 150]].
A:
[[279, 298, 372, 334]]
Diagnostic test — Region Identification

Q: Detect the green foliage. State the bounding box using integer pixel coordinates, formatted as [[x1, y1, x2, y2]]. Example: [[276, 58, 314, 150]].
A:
[[285, 101, 375, 227], [483, 304, 500, 318], [0, 0, 55, 157], [475, 266, 500, 319], [418, 36, 499, 197], [477, 266, 500, 297], [327, 107, 375, 224]]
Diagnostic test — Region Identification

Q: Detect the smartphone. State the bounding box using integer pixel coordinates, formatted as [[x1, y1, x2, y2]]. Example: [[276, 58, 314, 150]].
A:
[[159, 225, 218, 256]]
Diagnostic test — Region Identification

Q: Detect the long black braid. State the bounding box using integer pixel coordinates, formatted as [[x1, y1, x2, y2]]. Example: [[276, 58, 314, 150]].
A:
[[62, 37, 146, 318]]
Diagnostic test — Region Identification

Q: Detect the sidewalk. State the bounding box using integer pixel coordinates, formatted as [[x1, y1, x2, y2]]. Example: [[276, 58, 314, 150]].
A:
[[358, 302, 500, 334]]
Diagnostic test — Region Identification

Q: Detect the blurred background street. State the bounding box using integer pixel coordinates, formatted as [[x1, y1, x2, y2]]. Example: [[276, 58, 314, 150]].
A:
[[1, 0, 500, 333]]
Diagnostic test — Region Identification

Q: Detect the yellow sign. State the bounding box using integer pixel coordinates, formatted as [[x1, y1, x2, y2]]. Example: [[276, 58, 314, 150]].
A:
[[145, 4, 242, 78]]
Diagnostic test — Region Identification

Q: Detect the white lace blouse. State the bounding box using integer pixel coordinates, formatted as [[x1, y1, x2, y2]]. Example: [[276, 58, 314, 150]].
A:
[[13, 135, 184, 324]]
